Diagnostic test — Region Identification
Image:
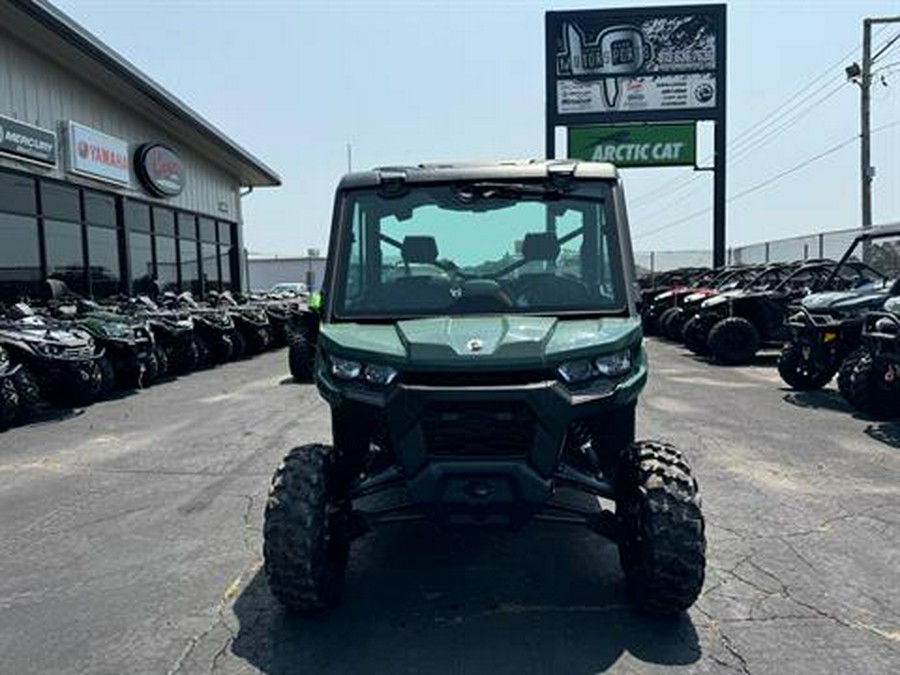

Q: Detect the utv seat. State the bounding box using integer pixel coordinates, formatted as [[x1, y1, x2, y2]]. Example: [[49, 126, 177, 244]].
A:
[[511, 232, 589, 306]]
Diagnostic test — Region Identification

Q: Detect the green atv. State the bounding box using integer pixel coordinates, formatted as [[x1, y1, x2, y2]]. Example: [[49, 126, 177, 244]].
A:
[[264, 161, 706, 615]]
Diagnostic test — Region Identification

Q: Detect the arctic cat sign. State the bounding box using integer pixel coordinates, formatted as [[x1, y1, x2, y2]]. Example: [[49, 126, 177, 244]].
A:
[[568, 124, 695, 167]]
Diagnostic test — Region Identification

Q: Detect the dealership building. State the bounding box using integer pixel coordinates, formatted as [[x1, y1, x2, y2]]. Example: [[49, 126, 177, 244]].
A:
[[0, 0, 280, 302]]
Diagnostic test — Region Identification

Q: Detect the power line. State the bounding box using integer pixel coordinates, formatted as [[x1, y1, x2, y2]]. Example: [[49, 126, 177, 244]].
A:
[[628, 27, 895, 206], [633, 119, 900, 240]]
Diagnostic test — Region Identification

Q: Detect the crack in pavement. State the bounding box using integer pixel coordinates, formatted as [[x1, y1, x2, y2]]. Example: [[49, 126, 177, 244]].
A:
[[166, 493, 263, 675]]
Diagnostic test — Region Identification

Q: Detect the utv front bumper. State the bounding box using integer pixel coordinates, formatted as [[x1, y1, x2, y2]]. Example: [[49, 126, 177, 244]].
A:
[[317, 355, 646, 527]]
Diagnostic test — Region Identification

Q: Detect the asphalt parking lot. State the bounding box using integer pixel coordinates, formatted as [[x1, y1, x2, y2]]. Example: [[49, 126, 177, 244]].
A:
[[0, 339, 898, 674]]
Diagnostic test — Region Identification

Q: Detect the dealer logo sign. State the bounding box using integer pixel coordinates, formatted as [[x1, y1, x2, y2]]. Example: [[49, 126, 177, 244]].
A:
[[135, 143, 184, 197]]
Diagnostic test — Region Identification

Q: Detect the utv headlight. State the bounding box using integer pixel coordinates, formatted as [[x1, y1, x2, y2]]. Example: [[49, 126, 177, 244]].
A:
[[557, 358, 596, 384], [557, 351, 633, 384], [103, 324, 133, 340], [595, 351, 632, 377], [363, 364, 398, 386], [330, 356, 362, 380]]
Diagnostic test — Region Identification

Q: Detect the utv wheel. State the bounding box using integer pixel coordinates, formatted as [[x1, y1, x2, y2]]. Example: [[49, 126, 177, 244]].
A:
[[175, 340, 199, 374], [263, 444, 350, 612], [289, 334, 316, 382], [682, 314, 714, 355], [846, 352, 900, 418], [657, 307, 682, 341], [0, 378, 19, 429], [777, 342, 836, 390], [12, 366, 41, 419], [667, 308, 689, 342], [837, 348, 865, 400], [60, 362, 100, 406], [708, 317, 760, 365], [617, 441, 706, 614]]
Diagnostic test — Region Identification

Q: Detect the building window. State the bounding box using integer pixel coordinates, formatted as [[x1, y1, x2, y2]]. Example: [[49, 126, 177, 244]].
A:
[[156, 235, 178, 292], [125, 200, 151, 232], [201, 242, 218, 292], [0, 172, 36, 215], [44, 219, 87, 295], [87, 225, 121, 298], [180, 239, 200, 296], [154, 207, 175, 237], [218, 245, 232, 291], [129, 231, 154, 294], [41, 182, 81, 221], [199, 217, 216, 243], [84, 190, 116, 227], [0, 213, 41, 301], [177, 213, 197, 240]]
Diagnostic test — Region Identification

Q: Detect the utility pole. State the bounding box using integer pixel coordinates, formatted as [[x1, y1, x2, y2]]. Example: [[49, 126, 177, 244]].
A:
[[851, 16, 900, 228]]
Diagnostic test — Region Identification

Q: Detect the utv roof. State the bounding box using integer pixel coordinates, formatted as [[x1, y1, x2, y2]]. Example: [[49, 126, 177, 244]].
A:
[[337, 160, 619, 189]]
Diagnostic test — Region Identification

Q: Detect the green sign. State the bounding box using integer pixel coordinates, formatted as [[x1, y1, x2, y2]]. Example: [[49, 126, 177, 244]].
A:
[[568, 123, 696, 167]]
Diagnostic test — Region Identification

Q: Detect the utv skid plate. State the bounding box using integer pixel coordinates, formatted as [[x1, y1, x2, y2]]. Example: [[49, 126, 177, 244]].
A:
[[343, 458, 622, 542]]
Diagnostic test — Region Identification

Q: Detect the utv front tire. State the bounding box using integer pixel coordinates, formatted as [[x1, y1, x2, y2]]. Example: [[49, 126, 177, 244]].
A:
[[617, 440, 706, 614], [708, 317, 760, 365], [837, 348, 865, 400], [264, 444, 350, 612], [846, 352, 900, 418], [777, 342, 835, 390], [289, 334, 316, 382], [682, 314, 714, 355]]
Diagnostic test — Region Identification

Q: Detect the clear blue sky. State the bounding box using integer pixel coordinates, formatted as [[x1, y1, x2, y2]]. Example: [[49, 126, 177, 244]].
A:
[[53, 0, 900, 256]]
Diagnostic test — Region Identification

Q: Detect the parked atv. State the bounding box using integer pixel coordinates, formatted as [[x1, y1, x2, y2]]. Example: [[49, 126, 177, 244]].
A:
[[119, 296, 198, 377], [263, 160, 706, 616], [213, 291, 272, 357], [778, 226, 899, 392], [842, 301, 900, 417], [0, 345, 20, 429], [0, 303, 103, 410], [642, 268, 719, 337], [165, 292, 234, 367]]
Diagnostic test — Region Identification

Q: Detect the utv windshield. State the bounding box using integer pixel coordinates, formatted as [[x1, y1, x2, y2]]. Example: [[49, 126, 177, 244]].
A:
[[825, 233, 896, 290], [332, 181, 627, 319]]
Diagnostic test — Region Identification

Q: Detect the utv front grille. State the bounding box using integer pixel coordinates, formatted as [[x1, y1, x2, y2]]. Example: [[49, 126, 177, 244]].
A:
[[422, 402, 533, 457], [403, 369, 553, 386]]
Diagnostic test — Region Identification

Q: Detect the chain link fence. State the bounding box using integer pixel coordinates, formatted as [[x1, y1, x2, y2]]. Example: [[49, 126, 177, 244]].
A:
[[636, 227, 865, 275]]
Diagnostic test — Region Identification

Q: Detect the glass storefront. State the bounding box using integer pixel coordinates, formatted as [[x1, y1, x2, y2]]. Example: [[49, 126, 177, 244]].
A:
[[0, 212, 41, 300], [44, 219, 87, 295], [87, 225, 120, 298]]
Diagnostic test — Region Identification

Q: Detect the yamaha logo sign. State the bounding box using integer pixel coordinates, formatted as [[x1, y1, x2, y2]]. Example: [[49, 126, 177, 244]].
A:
[[135, 143, 184, 197]]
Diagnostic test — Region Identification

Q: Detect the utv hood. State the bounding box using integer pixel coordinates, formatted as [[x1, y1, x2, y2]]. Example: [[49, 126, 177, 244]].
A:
[[801, 287, 890, 314], [320, 315, 641, 368]]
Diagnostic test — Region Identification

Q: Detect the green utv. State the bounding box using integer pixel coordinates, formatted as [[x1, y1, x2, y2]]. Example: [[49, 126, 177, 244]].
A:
[[264, 161, 706, 615]]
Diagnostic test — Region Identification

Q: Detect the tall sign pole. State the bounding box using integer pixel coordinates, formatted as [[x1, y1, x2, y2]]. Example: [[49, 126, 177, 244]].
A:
[[713, 12, 727, 267]]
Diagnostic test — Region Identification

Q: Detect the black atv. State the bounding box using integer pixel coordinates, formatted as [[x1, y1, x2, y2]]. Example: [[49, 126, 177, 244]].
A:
[[212, 291, 272, 357], [164, 292, 234, 367], [778, 226, 899, 392], [841, 299, 900, 417], [0, 345, 21, 429], [264, 160, 706, 616], [0, 303, 103, 411], [119, 295, 198, 377]]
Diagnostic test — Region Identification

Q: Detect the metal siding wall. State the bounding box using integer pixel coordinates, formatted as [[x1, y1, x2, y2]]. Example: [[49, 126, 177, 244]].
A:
[[0, 32, 240, 221]]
